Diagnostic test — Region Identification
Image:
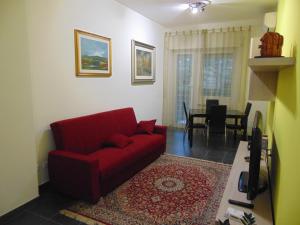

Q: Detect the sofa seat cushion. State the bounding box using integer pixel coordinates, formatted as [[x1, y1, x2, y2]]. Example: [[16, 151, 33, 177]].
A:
[[90, 147, 132, 180], [91, 134, 164, 179], [128, 134, 164, 157]]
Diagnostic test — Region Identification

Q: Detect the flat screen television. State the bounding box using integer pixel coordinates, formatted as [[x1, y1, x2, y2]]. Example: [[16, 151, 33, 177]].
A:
[[239, 110, 266, 200]]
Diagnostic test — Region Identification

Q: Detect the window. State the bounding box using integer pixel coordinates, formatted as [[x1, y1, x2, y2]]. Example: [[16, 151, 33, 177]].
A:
[[203, 54, 233, 97], [176, 54, 192, 125]]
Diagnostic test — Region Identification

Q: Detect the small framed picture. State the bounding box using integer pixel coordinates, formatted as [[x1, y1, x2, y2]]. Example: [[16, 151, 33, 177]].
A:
[[74, 29, 112, 77], [131, 40, 156, 84]]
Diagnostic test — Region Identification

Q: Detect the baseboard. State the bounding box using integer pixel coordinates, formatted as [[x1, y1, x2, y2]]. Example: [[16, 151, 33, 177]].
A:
[[39, 181, 50, 192]]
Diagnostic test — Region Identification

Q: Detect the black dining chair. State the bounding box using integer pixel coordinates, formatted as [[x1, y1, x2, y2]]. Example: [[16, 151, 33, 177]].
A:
[[207, 105, 227, 145], [208, 105, 227, 135], [183, 102, 206, 142], [205, 99, 219, 124], [226, 102, 252, 140]]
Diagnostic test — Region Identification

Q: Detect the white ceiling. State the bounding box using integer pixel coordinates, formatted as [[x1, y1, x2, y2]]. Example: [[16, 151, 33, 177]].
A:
[[115, 0, 277, 28]]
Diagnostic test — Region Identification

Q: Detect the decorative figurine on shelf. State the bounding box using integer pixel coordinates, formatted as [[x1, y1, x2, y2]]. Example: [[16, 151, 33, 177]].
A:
[[259, 32, 284, 57]]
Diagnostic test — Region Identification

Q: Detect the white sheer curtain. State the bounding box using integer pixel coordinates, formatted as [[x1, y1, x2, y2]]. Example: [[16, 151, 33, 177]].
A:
[[162, 27, 251, 127]]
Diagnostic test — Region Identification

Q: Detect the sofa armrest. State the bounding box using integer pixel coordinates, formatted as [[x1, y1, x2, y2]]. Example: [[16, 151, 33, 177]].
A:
[[154, 125, 167, 152], [48, 150, 100, 203]]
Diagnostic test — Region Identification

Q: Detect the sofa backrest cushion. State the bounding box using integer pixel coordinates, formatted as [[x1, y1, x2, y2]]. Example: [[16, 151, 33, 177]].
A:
[[50, 108, 137, 154], [136, 119, 157, 134]]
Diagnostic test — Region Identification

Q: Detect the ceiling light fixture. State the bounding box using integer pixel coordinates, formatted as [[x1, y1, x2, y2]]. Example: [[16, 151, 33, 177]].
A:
[[189, 0, 211, 14], [178, 3, 190, 11]]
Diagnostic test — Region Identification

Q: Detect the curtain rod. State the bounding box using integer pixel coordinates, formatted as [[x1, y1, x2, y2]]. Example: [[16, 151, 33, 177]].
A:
[[165, 25, 252, 36]]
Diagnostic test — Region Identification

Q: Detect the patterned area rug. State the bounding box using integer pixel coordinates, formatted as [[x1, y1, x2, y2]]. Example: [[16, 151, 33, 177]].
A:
[[61, 154, 231, 225]]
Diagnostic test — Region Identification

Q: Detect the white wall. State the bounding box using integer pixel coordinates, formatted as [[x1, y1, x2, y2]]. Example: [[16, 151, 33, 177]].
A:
[[246, 38, 268, 133], [0, 0, 39, 216], [25, 0, 165, 184]]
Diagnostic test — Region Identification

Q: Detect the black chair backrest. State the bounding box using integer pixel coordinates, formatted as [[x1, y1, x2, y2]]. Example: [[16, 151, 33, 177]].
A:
[[183, 102, 189, 122], [206, 99, 219, 114], [206, 99, 219, 121], [241, 102, 252, 127], [209, 105, 227, 134], [244, 102, 252, 116]]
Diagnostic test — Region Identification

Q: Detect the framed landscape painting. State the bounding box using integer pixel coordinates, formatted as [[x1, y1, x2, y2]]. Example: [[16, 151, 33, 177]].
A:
[[131, 40, 156, 84], [74, 29, 112, 77]]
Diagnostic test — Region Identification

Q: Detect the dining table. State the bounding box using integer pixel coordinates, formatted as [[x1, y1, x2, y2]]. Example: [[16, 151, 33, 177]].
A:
[[188, 107, 246, 147]]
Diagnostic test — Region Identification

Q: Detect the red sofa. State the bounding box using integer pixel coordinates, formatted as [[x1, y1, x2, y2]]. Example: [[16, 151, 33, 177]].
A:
[[48, 108, 167, 203]]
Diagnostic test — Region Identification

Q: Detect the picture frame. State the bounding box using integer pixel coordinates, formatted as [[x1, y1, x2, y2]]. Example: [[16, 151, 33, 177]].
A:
[[74, 29, 112, 77], [131, 40, 156, 84]]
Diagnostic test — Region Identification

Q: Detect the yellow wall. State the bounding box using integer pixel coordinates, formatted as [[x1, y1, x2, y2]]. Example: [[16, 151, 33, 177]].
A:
[[268, 0, 300, 224]]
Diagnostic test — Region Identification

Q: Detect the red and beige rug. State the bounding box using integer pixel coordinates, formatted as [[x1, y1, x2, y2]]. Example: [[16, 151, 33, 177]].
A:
[[61, 154, 231, 225]]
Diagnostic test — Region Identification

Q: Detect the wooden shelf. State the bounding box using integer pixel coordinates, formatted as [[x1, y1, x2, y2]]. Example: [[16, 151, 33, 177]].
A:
[[248, 57, 296, 101], [248, 57, 295, 72]]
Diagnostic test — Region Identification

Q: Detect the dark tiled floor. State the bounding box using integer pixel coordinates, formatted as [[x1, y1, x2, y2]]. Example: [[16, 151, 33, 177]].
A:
[[0, 128, 241, 225], [0, 185, 83, 225], [166, 128, 241, 164]]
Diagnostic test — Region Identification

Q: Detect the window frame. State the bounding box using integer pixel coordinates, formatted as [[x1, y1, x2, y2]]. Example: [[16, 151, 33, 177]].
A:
[[201, 49, 236, 102], [174, 51, 194, 126]]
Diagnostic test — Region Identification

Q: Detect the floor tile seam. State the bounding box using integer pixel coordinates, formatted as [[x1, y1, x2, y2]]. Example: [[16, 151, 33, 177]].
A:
[[0, 204, 32, 225], [203, 150, 209, 158], [222, 151, 228, 163], [24, 210, 63, 225], [0, 210, 27, 225], [0, 218, 10, 225]]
